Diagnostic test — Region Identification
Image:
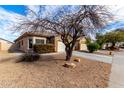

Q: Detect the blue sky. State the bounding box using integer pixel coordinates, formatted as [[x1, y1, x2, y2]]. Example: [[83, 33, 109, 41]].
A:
[[0, 5, 124, 42], [0, 5, 27, 15]]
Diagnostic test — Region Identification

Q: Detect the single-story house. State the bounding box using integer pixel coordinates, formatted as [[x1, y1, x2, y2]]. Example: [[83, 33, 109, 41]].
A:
[[14, 31, 87, 52], [0, 38, 13, 52]]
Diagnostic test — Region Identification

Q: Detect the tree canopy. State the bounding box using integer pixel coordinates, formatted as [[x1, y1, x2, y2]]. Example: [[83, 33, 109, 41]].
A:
[[96, 29, 124, 49], [105, 30, 124, 47]]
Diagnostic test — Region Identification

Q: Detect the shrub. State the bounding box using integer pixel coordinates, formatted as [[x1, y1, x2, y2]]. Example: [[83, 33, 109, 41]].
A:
[[33, 44, 55, 53], [17, 53, 40, 62], [85, 37, 91, 44], [87, 42, 100, 53]]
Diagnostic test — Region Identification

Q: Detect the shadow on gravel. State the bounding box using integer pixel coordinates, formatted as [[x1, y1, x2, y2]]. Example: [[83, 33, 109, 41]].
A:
[[16, 53, 40, 63]]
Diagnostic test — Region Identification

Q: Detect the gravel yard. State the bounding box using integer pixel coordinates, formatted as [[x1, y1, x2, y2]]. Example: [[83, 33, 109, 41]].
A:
[[0, 52, 111, 88]]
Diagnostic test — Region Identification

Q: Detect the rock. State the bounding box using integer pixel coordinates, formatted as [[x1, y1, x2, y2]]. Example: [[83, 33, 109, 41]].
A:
[[109, 51, 112, 55], [63, 63, 76, 68], [74, 58, 80, 62]]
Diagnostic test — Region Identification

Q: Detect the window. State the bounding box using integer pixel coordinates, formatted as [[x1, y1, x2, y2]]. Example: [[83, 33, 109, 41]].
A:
[[35, 39, 45, 45], [29, 38, 33, 48]]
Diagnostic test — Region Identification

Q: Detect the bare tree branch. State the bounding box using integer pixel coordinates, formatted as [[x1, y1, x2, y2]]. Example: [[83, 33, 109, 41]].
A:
[[13, 5, 112, 61]]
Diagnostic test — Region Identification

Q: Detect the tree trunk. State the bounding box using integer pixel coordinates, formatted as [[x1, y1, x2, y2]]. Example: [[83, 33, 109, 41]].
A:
[[111, 42, 115, 49], [65, 46, 73, 61], [62, 35, 77, 61]]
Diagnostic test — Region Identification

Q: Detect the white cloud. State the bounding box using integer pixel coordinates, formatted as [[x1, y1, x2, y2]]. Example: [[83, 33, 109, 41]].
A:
[[109, 5, 124, 21], [0, 7, 26, 42], [101, 5, 124, 32]]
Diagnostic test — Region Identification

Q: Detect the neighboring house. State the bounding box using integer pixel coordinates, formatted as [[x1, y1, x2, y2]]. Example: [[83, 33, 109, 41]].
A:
[[102, 42, 124, 49], [14, 31, 87, 52], [0, 38, 13, 52]]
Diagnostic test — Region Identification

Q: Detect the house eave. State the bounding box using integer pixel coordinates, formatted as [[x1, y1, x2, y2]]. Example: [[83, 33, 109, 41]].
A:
[[14, 32, 56, 42]]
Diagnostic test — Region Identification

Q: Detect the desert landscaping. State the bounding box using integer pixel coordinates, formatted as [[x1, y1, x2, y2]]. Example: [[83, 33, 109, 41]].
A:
[[0, 52, 111, 88]]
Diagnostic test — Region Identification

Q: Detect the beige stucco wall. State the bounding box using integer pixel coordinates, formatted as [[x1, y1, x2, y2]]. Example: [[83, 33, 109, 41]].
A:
[[15, 37, 28, 52], [0, 39, 13, 51], [79, 37, 87, 50]]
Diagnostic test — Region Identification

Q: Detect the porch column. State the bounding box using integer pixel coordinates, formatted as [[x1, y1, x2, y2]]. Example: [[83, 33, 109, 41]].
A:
[[32, 37, 35, 45], [44, 38, 47, 44]]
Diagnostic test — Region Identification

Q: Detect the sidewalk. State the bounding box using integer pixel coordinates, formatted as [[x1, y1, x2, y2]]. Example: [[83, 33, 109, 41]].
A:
[[109, 52, 124, 87], [73, 51, 112, 64]]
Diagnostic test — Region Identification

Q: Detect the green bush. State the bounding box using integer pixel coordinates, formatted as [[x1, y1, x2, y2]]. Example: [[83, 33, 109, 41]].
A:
[[33, 44, 55, 53], [85, 38, 91, 44], [87, 43, 100, 53]]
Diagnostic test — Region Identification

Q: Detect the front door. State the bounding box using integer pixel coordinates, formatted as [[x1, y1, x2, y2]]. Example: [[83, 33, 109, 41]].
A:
[[29, 38, 33, 49]]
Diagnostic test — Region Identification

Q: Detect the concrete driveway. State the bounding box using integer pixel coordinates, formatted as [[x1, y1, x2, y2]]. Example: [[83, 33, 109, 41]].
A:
[[109, 52, 124, 87], [73, 51, 113, 64]]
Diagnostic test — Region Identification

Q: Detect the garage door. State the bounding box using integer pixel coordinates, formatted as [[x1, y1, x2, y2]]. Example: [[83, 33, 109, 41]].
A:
[[57, 41, 65, 52]]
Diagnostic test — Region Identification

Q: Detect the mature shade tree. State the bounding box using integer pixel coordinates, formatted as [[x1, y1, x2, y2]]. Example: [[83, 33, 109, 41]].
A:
[[104, 30, 124, 49], [14, 5, 112, 61]]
